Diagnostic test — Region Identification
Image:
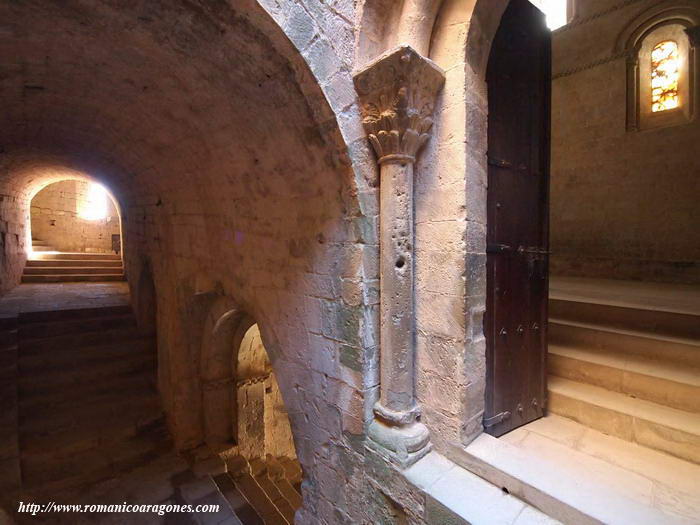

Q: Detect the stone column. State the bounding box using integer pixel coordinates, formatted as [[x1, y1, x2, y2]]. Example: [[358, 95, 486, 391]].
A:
[[354, 46, 444, 468]]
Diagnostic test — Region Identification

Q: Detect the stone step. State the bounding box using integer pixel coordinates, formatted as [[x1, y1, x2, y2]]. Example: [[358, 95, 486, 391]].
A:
[[548, 376, 700, 464], [30, 252, 121, 261], [549, 318, 700, 368], [549, 344, 700, 413], [21, 273, 125, 283], [18, 314, 135, 340], [0, 316, 18, 330], [23, 266, 124, 275], [265, 456, 302, 510], [19, 391, 161, 435], [19, 337, 152, 373], [177, 475, 244, 525], [20, 406, 165, 459], [20, 420, 169, 492], [19, 369, 157, 414], [249, 459, 296, 523], [19, 372, 157, 418], [26, 259, 123, 268], [276, 456, 302, 485], [550, 297, 700, 340], [226, 458, 290, 525], [19, 305, 132, 323], [18, 326, 148, 354], [213, 473, 264, 525], [18, 352, 156, 396]]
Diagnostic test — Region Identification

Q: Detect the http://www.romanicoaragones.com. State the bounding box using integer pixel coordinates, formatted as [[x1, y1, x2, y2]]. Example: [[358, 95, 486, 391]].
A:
[[17, 501, 220, 517]]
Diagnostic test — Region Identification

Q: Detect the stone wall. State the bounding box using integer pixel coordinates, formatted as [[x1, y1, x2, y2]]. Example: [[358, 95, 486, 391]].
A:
[[30, 180, 120, 253], [550, 0, 700, 283], [0, 176, 27, 295]]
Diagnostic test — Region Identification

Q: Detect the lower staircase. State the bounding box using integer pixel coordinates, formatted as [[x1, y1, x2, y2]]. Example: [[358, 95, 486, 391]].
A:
[[547, 277, 700, 464], [22, 252, 124, 283], [15, 304, 165, 496], [211, 455, 303, 525]]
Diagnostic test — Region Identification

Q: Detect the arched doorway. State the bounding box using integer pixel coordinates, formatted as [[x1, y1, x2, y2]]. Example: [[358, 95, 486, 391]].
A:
[[229, 321, 301, 524], [29, 179, 121, 255], [201, 308, 302, 524], [235, 322, 296, 463], [24, 179, 125, 284]]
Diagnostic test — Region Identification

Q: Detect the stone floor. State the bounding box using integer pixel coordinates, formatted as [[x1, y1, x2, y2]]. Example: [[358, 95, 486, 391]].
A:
[[503, 414, 700, 522], [0, 283, 129, 316]]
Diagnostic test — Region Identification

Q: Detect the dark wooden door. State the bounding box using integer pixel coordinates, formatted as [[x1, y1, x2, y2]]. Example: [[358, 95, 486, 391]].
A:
[[484, 0, 551, 437]]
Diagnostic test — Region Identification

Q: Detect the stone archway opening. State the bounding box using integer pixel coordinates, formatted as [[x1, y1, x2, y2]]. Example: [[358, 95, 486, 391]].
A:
[[204, 315, 303, 524], [235, 322, 297, 464], [23, 176, 125, 284], [29, 179, 121, 256]]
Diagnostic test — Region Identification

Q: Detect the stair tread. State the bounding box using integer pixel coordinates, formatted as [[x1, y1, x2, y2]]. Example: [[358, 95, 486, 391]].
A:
[[22, 275, 126, 283], [549, 344, 700, 387], [20, 408, 164, 453], [19, 370, 157, 410], [549, 277, 700, 317], [24, 272, 125, 275], [548, 376, 700, 435], [24, 266, 124, 270], [549, 317, 700, 347], [18, 327, 152, 353]]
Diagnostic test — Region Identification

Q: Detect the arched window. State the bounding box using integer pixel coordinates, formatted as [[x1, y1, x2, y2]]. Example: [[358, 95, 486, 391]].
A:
[[651, 40, 681, 112], [623, 18, 698, 131]]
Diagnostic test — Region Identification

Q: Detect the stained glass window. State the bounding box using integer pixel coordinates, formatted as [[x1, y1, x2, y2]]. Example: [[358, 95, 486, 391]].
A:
[[651, 40, 680, 112]]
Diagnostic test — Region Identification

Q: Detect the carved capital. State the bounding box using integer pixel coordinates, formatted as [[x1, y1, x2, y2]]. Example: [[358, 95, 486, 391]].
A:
[[353, 46, 445, 165], [686, 26, 700, 48]]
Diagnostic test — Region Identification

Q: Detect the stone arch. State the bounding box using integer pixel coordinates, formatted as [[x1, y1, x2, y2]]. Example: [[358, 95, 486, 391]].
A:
[[615, 0, 700, 54], [615, 0, 700, 130], [0, 153, 127, 293], [199, 297, 246, 448], [2, 2, 376, 520]]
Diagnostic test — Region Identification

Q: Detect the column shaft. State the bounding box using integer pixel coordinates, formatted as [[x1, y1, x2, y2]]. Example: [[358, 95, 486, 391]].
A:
[[379, 161, 415, 414]]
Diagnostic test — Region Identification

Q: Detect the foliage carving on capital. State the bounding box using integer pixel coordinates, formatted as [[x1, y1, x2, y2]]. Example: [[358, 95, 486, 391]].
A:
[[353, 46, 445, 165]]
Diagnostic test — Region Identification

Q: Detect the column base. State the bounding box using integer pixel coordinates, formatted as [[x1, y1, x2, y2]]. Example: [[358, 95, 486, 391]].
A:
[[366, 418, 432, 469]]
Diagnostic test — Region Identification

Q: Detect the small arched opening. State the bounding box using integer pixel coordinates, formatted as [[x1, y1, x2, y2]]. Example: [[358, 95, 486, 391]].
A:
[[201, 306, 302, 522]]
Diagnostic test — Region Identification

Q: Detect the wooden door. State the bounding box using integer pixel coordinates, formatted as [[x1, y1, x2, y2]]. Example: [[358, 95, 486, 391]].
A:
[[484, 0, 551, 437]]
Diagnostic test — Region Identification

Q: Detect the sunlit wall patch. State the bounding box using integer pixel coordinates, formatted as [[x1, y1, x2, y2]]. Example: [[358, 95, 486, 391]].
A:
[[79, 182, 109, 220]]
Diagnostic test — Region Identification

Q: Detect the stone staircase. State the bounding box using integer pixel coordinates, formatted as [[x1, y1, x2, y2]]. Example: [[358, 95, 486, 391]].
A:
[[210, 455, 303, 525], [547, 278, 700, 464], [22, 252, 125, 283], [14, 304, 165, 495]]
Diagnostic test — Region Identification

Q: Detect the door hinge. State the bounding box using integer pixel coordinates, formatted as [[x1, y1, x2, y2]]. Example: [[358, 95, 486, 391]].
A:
[[487, 243, 512, 254], [484, 411, 511, 428], [488, 156, 529, 171]]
